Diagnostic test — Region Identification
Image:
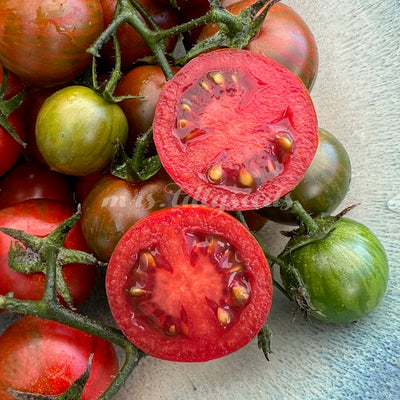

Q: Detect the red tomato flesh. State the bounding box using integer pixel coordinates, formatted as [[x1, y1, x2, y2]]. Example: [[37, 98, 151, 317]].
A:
[[153, 49, 318, 211], [106, 204, 272, 362]]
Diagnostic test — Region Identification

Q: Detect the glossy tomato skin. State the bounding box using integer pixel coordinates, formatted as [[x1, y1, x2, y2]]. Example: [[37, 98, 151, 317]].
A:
[[198, 1, 319, 90], [153, 49, 318, 211], [35, 86, 129, 176], [0, 160, 75, 209], [81, 171, 185, 261], [100, 0, 179, 71], [114, 65, 180, 152], [258, 128, 351, 224], [0, 65, 26, 176], [0, 316, 119, 400], [0, 0, 104, 87], [106, 204, 273, 362], [281, 218, 389, 323], [0, 199, 97, 307]]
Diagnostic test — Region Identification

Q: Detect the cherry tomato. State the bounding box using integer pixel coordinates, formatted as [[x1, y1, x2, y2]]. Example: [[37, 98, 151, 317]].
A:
[[0, 0, 104, 87], [0, 199, 97, 307], [0, 160, 75, 209], [99, 0, 179, 71], [258, 128, 352, 224], [35, 85, 129, 176], [199, 1, 319, 90], [81, 171, 185, 261], [0, 65, 26, 176], [0, 315, 119, 400], [281, 218, 389, 323], [106, 204, 273, 362], [114, 65, 179, 152], [153, 49, 318, 211]]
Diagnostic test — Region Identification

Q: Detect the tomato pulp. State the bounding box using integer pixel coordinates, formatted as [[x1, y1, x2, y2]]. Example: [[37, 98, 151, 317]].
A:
[[153, 49, 318, 211], [106, 205, 272, 362]]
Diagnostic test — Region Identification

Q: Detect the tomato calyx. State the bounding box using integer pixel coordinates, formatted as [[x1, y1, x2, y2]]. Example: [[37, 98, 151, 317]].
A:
[[7, 354, 94, 400], [111, 128, 162, 183], [0, 68, 26, 147], [0, 209, 103, 308]]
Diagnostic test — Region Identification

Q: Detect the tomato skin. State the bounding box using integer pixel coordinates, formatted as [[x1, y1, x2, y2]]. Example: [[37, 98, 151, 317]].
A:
[[99, 0, 179, 71], [153, 49, 318, 211], [281, 218, 389, 323], [0, 160, 75, 209], [0, 316, 119, 400], [106, 204, 272, 362], [35, 86, 129, 176], [81, 172, 185, 261], [0, 65, 26, 176], [198, 1, 319, 90], [114, 65, 180, 152], [258, 128, 351, 224], [0, 199, 97, 307], [0, 0, 104, 87]]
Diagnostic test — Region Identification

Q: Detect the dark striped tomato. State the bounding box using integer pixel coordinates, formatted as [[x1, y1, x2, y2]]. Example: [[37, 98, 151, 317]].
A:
[[199, 1, 319, 90], [106, 205, 273, 362], [153, 49, 319, 211], [0, 0, 104, 87], [281, 218, 389, 323]]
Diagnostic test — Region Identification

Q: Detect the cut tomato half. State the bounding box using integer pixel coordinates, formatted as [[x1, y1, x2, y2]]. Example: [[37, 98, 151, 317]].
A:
[[106, 205, 272, 362], [153, 49, 318, 211]]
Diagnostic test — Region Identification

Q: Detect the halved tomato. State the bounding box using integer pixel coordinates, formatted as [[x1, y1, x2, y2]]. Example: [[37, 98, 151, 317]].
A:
[[152, 49, 318, 211], [106, 204, 272, 362]]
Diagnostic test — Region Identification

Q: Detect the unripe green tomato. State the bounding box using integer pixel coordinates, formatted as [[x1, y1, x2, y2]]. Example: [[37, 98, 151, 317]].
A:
[[36, 85, 128, 176], [281, 218, 389, 323]]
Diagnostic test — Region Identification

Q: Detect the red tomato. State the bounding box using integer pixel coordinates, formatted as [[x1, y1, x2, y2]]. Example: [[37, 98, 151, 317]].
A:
[[106, 204, 273, 362], [0, 0, 104, 87], [0, 160, 75, 209], [0, 315, 119, 400], [0, 199, 97, 307], [153, 49, 319, 211], [0, 65, 26, 176], [114, 65, 180, 151], [81, 171, 185, 262], [199, 1, 319, 90], [99, 0, 179, 71]]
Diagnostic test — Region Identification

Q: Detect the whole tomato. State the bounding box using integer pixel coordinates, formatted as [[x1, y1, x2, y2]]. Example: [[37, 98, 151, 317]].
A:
[[198, 1, 319, 90], [35, 85, 129, 176], [0, 316, 119, 400], [0, 199, 97, 307], [0, 65, 26, 176], [99, 0, 179, 71], [81, 171, 186, 261], [0, 0, 104, 87], [0, 160, 75, 209], [114, 64, 179, 151]]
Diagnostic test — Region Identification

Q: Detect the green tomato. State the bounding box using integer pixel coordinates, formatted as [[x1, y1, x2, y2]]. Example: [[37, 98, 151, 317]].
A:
[[258, 128, 351, 224], [281, 218, 388, 323], [36, 85, 128, 176]]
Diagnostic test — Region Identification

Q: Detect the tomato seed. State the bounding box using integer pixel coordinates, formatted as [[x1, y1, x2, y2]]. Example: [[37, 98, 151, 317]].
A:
[[217, 307, 232, 326], [232, 285, 249, 306], [238, 169, 256, 188], [207, 163, 225, 184]]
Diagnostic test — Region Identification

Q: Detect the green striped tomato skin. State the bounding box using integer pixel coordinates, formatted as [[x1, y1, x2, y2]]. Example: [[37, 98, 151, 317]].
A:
[[281, 218, 388, 323]]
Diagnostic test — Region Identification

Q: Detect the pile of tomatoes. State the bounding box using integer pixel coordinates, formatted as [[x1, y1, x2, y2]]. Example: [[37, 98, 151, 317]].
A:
[[0, 0, 389, 399]]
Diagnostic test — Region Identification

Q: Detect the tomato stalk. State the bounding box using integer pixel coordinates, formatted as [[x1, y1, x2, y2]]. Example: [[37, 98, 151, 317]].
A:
[[88, 0, 281, 80], [0, 211, 143, 400], [0, 67, 26, 147]]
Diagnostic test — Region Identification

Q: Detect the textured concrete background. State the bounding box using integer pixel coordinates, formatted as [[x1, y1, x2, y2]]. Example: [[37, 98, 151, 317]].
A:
[[1, 1, 399, 399]]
